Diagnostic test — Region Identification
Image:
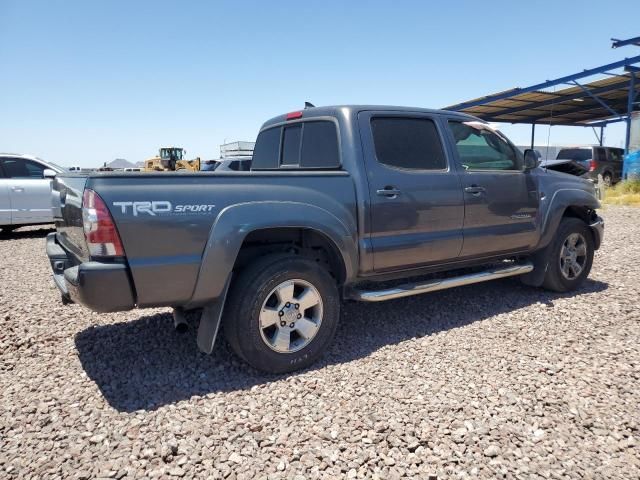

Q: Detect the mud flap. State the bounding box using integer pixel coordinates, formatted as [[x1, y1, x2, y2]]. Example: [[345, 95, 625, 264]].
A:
[[196, 275, 232, 354], [519, 245, 551, 287]]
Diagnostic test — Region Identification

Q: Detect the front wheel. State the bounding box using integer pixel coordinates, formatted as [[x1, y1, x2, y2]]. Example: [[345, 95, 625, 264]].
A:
[[542, 218, 594, 292], [223, 254, 340, 373]]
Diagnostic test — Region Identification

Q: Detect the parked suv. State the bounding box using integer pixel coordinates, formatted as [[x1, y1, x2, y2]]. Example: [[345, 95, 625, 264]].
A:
[[555, 146, 624, 186], [0, 154, 64, 233]]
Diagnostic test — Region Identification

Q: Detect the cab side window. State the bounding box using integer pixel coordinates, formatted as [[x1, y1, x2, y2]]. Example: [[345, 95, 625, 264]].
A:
[[0, 158, 46, 179], [594, 148, 607, 163], [448, 121, 522, 171], [608, 149, 623, 163], [370, 117, 447, 170]]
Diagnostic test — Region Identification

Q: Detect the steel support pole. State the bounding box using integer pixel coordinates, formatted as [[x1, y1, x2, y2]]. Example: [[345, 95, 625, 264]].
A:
[[625, 73, 636, 155], [530, 123, 535, 149], [600, 126, 604, 146]]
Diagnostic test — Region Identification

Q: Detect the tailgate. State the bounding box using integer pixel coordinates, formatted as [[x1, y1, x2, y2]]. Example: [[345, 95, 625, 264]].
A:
[[51, 174, 90, 262]]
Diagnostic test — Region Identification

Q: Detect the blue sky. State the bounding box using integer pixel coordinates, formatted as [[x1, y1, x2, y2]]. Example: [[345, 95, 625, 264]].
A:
[[1, 0, 639, 167]]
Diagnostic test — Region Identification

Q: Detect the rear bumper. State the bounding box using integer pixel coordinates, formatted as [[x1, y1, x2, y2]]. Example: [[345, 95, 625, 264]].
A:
[[590, 216, 604, 250], [46, 233, 135, 312]]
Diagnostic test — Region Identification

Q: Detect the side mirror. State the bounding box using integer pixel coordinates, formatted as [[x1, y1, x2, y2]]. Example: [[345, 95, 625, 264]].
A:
[[523, 149, 540, 171], [43, 168, 57, 179]]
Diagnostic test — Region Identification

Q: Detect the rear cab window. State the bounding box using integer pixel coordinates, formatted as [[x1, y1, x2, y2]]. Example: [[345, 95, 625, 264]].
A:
[[251, 120, 340, 170], [556, 148, 592, 162]]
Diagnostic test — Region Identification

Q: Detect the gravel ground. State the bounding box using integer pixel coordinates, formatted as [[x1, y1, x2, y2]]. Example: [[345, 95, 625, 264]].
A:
[[1, 207, 639, 480]]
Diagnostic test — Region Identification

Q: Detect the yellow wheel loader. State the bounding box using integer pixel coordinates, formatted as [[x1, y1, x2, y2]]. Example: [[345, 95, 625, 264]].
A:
[[144, 147, 201, 172]]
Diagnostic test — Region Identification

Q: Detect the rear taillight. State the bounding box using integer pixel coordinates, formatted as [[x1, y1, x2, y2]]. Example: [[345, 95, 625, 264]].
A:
[[588, 159, 596, 172], [82, 189, 124, 257]]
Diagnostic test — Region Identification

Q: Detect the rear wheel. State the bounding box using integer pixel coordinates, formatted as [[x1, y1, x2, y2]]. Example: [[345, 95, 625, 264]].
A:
[[542, 218, 594, 292], [223, 254, 340, 373], [602, 172, 613, 187]]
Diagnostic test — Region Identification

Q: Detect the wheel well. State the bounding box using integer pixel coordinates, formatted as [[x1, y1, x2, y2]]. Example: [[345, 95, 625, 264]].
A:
[[562, 205, 597, 224], [234, 228, 346, 284]]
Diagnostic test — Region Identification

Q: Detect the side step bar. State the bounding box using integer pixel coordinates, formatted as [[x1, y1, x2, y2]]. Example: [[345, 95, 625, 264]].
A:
[[352, 263, 534, 302]]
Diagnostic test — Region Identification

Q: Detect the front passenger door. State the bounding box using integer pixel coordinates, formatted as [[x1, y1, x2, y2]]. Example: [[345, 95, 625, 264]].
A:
[[445, 120, 539, 258], [0, 157, 53, 224]]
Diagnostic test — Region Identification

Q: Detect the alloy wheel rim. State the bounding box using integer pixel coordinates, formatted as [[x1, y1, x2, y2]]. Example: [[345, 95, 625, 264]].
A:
[[559, 232, 587, 280], [259, 279, 323, 353]]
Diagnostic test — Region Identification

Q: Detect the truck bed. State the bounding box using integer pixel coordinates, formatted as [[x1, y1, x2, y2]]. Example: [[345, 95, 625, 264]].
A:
[[52, 171, 358, 308]]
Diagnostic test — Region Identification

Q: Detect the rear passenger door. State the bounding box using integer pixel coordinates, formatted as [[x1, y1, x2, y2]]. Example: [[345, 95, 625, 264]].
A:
[[358, 112, 464, 272]]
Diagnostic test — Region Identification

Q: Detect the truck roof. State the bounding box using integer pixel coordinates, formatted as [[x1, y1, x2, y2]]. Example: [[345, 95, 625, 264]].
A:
[[260, 105, 478, 130]]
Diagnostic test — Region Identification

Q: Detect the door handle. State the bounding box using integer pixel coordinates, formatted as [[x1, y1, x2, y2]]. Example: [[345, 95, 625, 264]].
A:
[[376, 187, 402, 198], [464, 185, 486, 196], [11, 186, 24, 193]]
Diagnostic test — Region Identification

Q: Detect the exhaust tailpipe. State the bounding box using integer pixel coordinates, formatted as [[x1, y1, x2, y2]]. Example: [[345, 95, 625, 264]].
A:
[[173, 308, 189, 333]]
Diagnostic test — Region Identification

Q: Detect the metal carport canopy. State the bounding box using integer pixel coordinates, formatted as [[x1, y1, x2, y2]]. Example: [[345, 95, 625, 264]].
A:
[[444, 55, 640, 151]]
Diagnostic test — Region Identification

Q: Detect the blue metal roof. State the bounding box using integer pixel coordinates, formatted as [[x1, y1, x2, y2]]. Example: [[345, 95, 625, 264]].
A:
[[445, 55, 640, 127]]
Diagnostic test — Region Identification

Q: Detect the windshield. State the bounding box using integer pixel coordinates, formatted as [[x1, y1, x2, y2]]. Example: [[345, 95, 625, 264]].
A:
[[556, 148, 592, 162], [46, 161, 66, 172], [161, 148, 183, 160]]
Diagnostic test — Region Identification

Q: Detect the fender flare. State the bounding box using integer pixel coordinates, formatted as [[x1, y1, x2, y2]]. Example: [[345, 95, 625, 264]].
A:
[[538, 188, 600, 249], [521, 188, 600, 287], [187, 201, 357, 308]]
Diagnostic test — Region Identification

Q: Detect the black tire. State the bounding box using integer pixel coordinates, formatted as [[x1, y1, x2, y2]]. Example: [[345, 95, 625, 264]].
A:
[[542, 217, 594, 293], [602, 172, 612, 187], [223, 254, 340, 373]]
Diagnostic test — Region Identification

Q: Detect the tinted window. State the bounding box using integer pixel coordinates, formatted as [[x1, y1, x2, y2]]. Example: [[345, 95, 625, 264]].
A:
[[608, 148, 623, 162], [200, 161, 219, 171], [556, 148, 592, 162], [448, 121, 521, 171], [0, 158, 46, 178], [226, 160, 252, 171], [594, 147, 607, 163], [371, 117, 447, 170], [252, 121, 340, 170], [301, 121, 340, 168], [251, 127, 281, 169], [281, 125, 302, 165]]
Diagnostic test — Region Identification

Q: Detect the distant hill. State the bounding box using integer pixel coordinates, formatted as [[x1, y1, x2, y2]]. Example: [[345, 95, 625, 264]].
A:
[[106, 158, 136, 169]]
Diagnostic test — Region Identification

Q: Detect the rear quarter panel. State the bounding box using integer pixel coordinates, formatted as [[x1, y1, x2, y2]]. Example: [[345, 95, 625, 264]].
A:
[[88, 172, 357, 307]]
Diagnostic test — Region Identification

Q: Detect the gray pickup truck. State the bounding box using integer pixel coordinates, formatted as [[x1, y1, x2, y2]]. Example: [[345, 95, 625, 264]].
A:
[[47, 105, 604, 373]]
